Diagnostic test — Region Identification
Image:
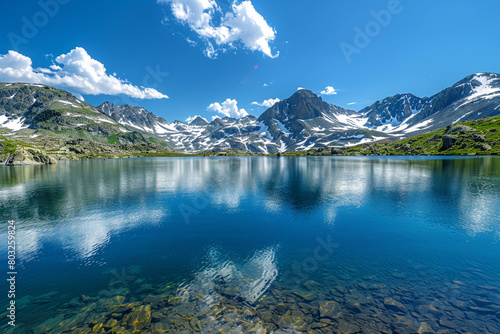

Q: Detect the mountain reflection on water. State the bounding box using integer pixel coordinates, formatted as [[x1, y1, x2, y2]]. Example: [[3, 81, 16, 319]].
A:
[[0, 156, 499, 333], [1, 156, 499, 264]]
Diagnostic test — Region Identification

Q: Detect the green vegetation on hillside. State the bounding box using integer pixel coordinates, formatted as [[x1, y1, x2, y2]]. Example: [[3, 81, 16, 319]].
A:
[[0, 83, 180, 165], [0, 137, 17, 154], [283, 116, 500, 157]]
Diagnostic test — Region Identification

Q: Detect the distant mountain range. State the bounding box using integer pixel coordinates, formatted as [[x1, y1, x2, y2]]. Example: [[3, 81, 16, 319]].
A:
[[1, 73, 500, 155]]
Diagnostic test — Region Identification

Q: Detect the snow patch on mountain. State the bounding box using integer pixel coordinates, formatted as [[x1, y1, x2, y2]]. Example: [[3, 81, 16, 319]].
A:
[[335, 113, 368, 128], [468, 74, 500, 100], [402, 119, 434, 133], [57, 100, 79, 108], [274, 119, 290, 135], [0, 115, 28, 131]]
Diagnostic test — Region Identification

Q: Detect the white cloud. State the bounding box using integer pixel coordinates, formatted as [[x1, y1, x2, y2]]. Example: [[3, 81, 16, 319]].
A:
[[207, 98, 248, 118], [263, 83, 268, 87], [160, 0, 278, 59], [252, 97, 280, 108], [223, 2, 278, 58], [347, 102, 357, 105], [321, 86, 337, 95], [0, 48, 168, 99], [186, 37, 197, 46]]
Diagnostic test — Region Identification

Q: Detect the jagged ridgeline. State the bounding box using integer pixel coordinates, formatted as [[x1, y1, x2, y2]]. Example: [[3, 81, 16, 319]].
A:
[[92, 73, 500, 154], [0, 83, 173, 165], [1, 73, 500, 164]]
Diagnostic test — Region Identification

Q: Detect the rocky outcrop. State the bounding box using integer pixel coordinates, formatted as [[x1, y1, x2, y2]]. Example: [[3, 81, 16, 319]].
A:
[[0, 147, 57, 166], [446, 124, 475, 134], [97, 102, 171, 135], [440, 135, 458, 151]]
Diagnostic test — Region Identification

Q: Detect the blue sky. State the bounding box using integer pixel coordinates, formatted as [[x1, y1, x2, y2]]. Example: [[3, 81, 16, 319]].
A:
[[0, 0, 499, 122]]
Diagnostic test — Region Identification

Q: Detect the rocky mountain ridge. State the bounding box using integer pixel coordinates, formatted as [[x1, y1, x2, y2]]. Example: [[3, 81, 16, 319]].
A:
[[0, 83, 172, 165], [94, 73, 500, 154], [1, 73, 500, 161]]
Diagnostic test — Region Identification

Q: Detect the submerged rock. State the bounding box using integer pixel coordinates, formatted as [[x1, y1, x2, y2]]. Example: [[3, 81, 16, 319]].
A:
[[391, 321, 418, 333], [337, 319, 360, 334], [416, 304, 442, 317], [103, 318, 119, 328], [30, 291, 59, 305], [418, 322, 436, 334], [319, 300, 342, 319], [32, 314, 66, 334], [123, 304, 152, 331], [291, 290, 317, 302], [439, 318, 458, 329], [303, 280, 322, 290], [467, 306, 495, 314], [471, 298, 494, 307], [150, 322, 172, 333], [384, 297, 407, 313]]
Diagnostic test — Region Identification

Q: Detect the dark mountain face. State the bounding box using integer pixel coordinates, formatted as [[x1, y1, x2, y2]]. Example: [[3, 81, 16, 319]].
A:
[[259, 89, 354, 123], [0, 83, 123, 134], [358, 73, 500, 136], [418, 73, 500, 132], [188, 116, 209, 126], [0, 84, 168, 160], [97, 102, 171, 134], [256, 89, 367, 151], [360, 94, 428, 127], [273, 89, 333, 120], [431, 73, 500, 111], [0, 83, 92, 120]]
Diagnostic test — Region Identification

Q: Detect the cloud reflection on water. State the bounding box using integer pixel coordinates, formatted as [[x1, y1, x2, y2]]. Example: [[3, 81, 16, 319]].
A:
[[0, 156, 499, 264]]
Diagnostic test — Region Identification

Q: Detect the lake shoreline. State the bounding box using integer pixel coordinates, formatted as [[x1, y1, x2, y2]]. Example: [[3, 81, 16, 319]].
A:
[[2, 150, 500, 167]]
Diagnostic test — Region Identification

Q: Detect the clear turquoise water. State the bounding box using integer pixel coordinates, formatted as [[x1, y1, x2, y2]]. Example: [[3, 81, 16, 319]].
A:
[[1, 156, 500, 333]]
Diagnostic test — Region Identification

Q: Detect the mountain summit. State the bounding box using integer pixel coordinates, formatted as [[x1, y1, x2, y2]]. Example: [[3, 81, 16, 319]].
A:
[[357, 72, 500, 136]]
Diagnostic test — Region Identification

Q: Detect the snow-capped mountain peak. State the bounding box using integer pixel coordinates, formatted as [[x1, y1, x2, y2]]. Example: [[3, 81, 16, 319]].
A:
[[92, 73, 500, 154], [187, 116, 209, 126], [4, 73, 498, 154], [464, 73, 500, 101]]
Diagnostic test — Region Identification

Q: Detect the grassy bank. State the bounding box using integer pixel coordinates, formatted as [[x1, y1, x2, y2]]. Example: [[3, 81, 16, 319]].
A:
[[283, 116, 500, 157]]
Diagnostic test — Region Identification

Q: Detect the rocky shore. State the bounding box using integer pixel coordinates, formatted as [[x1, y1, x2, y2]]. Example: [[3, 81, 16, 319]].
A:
[[0, 147, 57, 166]]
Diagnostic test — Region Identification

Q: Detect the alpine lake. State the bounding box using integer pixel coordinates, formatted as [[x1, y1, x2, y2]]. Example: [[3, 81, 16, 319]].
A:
[[1, 156, 500, 333]]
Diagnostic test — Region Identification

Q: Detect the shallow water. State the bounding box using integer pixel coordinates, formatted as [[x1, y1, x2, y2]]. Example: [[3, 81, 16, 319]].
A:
[[1, 156, 500, 333]]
